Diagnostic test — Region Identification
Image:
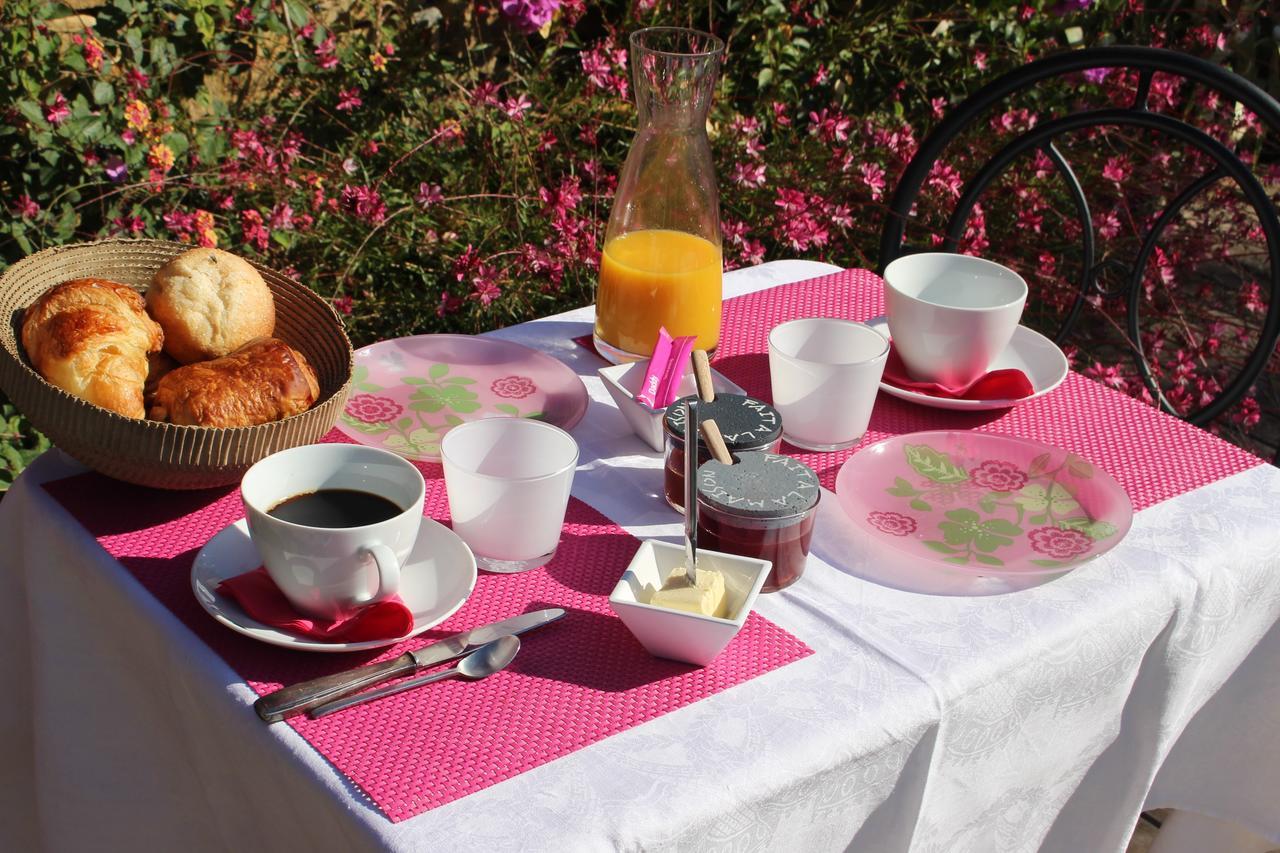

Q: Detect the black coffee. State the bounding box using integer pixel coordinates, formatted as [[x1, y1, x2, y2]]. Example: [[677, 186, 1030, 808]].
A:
[[268, 489, 403, 528]]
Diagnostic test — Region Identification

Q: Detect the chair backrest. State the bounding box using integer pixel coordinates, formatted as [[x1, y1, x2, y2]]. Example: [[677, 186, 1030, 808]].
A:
[[877, 46, 1280, 436]]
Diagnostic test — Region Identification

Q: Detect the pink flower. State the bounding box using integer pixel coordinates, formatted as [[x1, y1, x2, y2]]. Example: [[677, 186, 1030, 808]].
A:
[[339, 184, 387, 224], [731, 161, 767, 188], [1102, 156, 1129, 183], [867, 511, 917, 536], [269, 203, 294, 230], [315, 35, 338, 70], [970, 460, 1027, 492], [501, 0, 560, 34], [125, 68, 150, 91], [45, 93, 70, 126], [332, 295, 354, 315], [502, 94, 533, 121], [72, 33, 104, 71], [345, 394, 402, 424], [233, 6, 254, 26], [1028, 526, 1092, 560], [1098, 210, 1122, 239], [240, 209, 270, 252], [335, 87, 362, 112], [580, 38, 628, 98], [739, 238, 766, 266], [974, 50, 988, 71], [859, 162, 887, 201], [470, 266, 502, 306], [12, 195, 40, 219], [808, 108, 851, 143], [416, 183, 444, 207], [490, 376, 537, 399]]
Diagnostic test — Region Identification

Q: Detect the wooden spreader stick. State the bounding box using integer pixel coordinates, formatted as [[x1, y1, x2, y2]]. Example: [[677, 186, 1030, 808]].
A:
[[700, 418, 734, 465], [692, 349, 715, 403]]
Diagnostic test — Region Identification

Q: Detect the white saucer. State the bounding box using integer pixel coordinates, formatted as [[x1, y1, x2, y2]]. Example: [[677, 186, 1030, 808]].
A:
[[191, 518, 477, 653], [867, 317, 1069, 412]]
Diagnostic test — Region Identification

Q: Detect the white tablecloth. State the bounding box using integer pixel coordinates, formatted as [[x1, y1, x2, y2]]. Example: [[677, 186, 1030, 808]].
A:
[[1, 260, 1277, 853]]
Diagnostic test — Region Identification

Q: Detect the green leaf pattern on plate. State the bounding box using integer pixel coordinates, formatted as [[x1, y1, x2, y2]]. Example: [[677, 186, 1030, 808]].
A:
[[882, 443, 1120, 569], [343, 361, 544, 459], [904, 444, 969, 484]]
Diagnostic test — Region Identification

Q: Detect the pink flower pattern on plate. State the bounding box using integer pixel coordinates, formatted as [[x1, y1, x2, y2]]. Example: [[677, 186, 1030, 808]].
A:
[[345, 393, 403, 423], [970, 459, 1028, 492], [491, 375, 537, 399], [1027, 526, 1092, 560], [867, 511, 917, 537]]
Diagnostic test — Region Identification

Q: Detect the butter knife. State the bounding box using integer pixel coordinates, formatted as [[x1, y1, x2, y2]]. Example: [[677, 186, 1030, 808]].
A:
[[254, 608, 565, 722]]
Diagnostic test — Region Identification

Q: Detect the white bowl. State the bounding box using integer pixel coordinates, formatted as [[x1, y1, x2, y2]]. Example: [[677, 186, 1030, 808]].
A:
[[598, 362, 745, 452], [609, 539, 770, 666]]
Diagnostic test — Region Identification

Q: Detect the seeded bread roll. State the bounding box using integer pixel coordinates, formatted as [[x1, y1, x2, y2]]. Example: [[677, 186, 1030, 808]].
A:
[[146, 248, 275, 363], [148, 337, 320, 427], [21, 277, 164, 419]]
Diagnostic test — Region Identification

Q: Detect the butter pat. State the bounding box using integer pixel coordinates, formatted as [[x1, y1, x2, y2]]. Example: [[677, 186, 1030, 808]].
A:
[[649, 564, 727, 618]]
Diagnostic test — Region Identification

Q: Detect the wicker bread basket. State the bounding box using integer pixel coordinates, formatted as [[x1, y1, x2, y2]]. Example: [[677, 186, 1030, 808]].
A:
[[0, 239, 354, 489]]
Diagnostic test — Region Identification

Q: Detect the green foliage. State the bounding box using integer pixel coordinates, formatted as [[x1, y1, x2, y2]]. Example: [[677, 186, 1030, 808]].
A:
[[0, 391, 51, 491]]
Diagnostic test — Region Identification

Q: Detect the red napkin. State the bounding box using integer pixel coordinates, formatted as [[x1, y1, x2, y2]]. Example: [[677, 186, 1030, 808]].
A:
[[217, 567, 415, 642], [882, 343, 1035, 401]]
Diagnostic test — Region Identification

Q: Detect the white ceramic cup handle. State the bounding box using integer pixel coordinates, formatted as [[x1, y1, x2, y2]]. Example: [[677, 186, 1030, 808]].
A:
[[359, 543, 401, 603]]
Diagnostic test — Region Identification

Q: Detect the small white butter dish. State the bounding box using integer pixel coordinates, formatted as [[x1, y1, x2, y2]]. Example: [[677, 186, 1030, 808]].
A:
[[598, 361, 745, 452], [609, 539, 770, 666]]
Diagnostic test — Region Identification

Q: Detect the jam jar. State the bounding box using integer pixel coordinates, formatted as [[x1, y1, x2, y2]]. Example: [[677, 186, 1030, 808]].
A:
[[695, 451, 819, 592], [662, 393, 782, 512]]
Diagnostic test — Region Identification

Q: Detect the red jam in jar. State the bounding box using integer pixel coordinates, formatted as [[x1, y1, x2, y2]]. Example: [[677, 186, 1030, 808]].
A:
[[662, 393, 781, 512], [695, 451, 820, 592]]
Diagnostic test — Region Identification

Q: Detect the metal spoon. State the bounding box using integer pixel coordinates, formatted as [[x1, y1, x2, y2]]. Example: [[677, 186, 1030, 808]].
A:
[[308, 635, 521, 719], [684, 398, 699, 586]]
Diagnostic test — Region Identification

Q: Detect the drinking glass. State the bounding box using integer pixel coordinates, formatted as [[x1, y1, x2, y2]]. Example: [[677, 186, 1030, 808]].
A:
[[440, 419, 579, 573], [768, 318, 889, 451], [593, 27, 725, 364]]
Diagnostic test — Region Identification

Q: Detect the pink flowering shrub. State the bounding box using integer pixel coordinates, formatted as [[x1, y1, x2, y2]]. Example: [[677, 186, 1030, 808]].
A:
[[0, 0, 1276, 480]]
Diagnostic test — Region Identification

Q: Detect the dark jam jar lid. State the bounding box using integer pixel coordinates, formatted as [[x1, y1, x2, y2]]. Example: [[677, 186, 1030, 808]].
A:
[[697, 451, 820, 519], [663, 393, 782, 450]]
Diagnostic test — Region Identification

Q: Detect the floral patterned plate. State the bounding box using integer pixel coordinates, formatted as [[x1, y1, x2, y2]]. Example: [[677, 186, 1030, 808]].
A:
[[834, 431, 1133, 576], [337, 335, 588, 461]]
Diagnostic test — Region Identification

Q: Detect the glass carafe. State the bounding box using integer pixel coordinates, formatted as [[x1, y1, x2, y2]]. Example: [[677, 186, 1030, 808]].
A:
[[593, 27, 725, 364]]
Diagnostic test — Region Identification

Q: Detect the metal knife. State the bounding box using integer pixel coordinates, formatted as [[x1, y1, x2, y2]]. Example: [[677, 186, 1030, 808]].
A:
[[253, 608, 566, 722]]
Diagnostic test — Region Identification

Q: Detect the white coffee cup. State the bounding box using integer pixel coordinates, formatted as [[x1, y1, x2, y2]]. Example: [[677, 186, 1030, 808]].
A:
[[440, 418, 578, 573], [241, 444, 426, 620], [768, 318, 888, 451], [883, 253, 1028, 387]]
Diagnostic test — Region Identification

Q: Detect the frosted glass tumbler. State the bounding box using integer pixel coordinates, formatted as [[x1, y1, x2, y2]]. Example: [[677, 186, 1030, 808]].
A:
[[440, 418, 579, 573], [768, 318, 889, 451]]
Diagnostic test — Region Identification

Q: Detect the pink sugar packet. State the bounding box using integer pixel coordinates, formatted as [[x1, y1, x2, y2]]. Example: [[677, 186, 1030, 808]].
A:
[[635, 326, 697, 409]]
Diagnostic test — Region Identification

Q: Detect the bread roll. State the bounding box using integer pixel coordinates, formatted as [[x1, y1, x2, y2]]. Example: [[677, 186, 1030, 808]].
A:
[[147, 248, 275, 363], [21, 278, 164, 419], [148, 337, 320, 427]]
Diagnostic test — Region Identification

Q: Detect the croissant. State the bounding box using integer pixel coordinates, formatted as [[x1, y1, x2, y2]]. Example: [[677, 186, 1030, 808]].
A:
[[20, 278, 164, 419], [149, 337, 320, 427]]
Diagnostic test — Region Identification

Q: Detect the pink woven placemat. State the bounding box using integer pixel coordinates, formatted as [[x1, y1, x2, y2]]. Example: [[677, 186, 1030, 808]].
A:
[[43, 449, 811, 822], [698, 268, 1261, 510]]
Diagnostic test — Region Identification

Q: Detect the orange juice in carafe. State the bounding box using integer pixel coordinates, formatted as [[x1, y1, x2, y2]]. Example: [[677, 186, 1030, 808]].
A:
[[594, 27, 725, 363], [595, 229, 722, 358]]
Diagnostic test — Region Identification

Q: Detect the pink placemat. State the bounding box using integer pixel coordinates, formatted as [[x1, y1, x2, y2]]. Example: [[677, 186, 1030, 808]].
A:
[[43, 447, 811, 822], [582, 269, 1261, 510]]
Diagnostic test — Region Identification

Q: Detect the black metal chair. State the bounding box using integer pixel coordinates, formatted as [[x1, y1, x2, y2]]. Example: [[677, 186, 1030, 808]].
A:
[[878, 46, 1280, 459]]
